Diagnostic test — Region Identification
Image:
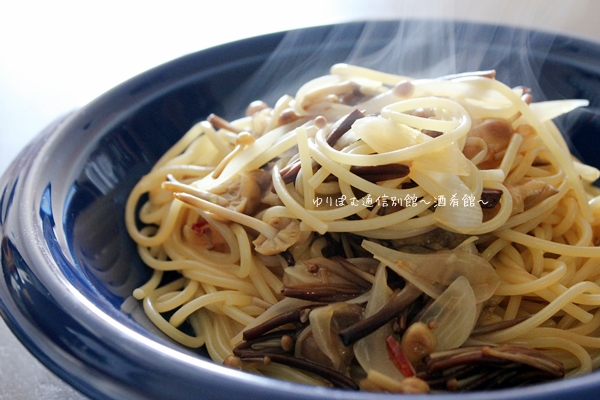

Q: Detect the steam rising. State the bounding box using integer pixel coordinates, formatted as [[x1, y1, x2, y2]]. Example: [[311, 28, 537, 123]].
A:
[[229, 19, 600, 168], [233, 21, 552, 106]]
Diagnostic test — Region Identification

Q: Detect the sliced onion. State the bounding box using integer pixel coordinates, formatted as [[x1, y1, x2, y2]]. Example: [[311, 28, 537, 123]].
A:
[[411, 143, 471, 176], [283, 261, 352, 287], [196, 122, 302, 191], [352, 115, 428, 154], [308, 302, 361, 371], [309, 305, 341, 369], [354, 263, 404, 380], [293, 75, 342, 116], [574, 160, 600, 182], [529, 99, 589, 123], [410, 169, 482, 233], [362, 240, 500, 304], [419, 276, 477, 351]]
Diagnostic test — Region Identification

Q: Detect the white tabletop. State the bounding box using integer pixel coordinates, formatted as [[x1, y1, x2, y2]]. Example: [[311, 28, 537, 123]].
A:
[[1, 0, 599, 398]]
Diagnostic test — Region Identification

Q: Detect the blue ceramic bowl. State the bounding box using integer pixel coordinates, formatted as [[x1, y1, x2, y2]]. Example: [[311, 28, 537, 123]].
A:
[[1, 21, 600, 400]]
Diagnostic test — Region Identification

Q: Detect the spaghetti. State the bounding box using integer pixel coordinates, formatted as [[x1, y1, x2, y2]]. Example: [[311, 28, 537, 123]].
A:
[[125, 64, 600, 392]]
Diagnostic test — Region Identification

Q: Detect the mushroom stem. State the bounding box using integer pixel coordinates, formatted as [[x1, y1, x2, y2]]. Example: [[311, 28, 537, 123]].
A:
[[173, 192, 278, 239], [207, 113, 243, 134], [211, 146, 244, 179], [163, 179, 229, 207], [211, 131, 255, 179]]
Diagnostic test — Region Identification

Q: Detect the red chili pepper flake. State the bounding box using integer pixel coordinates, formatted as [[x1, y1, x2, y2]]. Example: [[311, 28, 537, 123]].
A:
[[386, 335, 415, 377], [191, 219, 208, 233]]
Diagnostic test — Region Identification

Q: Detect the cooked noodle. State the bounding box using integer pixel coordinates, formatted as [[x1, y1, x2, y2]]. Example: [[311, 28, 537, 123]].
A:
[[125, 64, 600, 392]]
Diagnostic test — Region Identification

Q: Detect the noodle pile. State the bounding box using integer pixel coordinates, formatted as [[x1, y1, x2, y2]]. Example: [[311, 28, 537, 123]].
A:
[[125, 64, 600, 393]]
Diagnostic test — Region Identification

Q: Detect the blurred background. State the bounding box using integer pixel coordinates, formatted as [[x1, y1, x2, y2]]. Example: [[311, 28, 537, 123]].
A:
[[0, 0, 598, 398]]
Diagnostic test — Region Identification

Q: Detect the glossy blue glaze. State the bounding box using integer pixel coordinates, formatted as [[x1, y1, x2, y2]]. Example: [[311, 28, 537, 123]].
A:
[[1, 21, 600, 400]]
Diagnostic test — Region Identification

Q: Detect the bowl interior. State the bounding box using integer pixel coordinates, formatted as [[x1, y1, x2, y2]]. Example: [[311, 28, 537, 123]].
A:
[[6, 20, 600, 399], [70, 18, 600, 342]]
